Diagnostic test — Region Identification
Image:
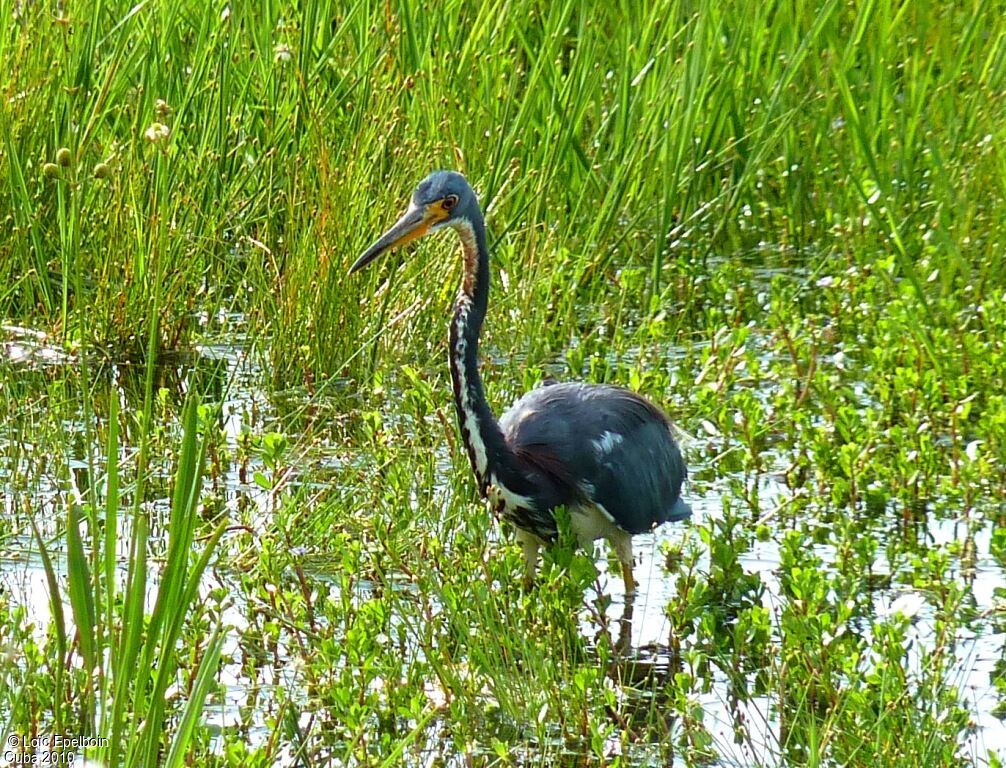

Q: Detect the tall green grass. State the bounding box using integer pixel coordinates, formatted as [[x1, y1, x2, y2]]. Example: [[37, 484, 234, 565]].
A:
[[3, 0, 1003, 378], [21, 388, 226, 767]]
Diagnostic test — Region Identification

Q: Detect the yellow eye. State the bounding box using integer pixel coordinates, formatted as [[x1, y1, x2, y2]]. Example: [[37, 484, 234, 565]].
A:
[[443, 194, 459, 211]]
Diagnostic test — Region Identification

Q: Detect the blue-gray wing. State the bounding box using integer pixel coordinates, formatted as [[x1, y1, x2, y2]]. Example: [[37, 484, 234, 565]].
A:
[[499, 382, 690, 534]]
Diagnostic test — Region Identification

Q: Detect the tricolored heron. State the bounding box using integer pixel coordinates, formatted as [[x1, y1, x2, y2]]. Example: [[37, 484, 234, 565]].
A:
[[350, 171, 690, 598]]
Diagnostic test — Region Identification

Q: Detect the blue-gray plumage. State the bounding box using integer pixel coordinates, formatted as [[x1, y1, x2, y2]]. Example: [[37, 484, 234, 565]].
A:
[[350, 170, 690, 598], [499, 382, 691, 535]]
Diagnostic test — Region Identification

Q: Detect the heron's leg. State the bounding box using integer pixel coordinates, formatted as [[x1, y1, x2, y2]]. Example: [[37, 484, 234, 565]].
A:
[[610, 530, 636, 600], [621, 560, 636, 599], [604, 530, 636, 653], [515, 529, 541, 589]]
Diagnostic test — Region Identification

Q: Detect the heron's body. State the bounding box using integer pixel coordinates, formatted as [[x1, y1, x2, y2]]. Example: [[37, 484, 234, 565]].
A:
[[351, 171, 690, 596]]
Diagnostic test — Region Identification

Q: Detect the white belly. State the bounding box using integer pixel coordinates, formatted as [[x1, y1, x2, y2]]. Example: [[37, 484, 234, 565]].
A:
[[568, 502, 619, 545]]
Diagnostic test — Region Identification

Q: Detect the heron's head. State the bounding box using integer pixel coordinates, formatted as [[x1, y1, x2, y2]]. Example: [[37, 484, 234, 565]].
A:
[[349, 171, 478, 274]]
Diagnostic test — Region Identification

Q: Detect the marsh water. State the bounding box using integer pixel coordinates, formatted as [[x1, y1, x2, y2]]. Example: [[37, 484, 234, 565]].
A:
[[2, 315, 1004, 766]]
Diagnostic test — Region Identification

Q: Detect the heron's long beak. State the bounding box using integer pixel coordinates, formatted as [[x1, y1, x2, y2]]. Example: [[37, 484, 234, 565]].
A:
[[349, 203, 431, 274]]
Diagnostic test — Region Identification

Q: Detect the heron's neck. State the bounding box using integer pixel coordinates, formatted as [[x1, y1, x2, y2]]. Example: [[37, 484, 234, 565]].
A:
[[448, 214, 518, 493]]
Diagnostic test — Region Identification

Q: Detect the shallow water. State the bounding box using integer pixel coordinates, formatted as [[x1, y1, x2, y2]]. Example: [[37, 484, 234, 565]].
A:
[[2, 321, 1004, 766]]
